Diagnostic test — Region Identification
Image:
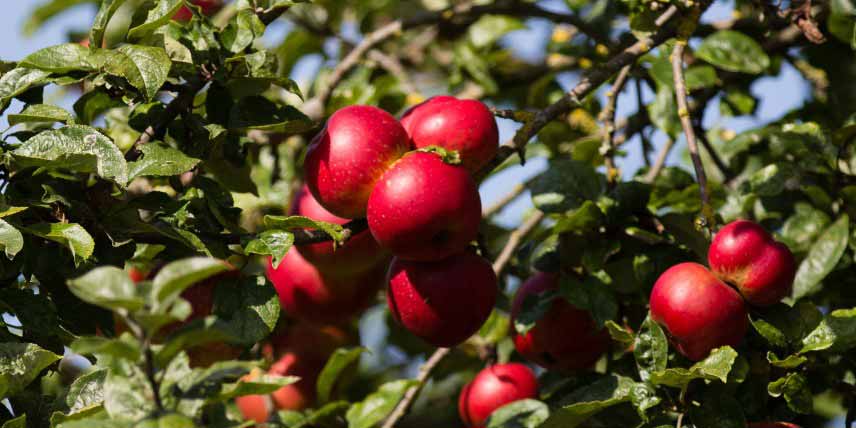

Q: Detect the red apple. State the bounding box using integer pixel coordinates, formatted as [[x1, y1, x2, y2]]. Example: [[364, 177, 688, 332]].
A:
[[708, 219, 796, 307], [650, 262, 749, 361], [458, 363, 538, 427], [368, 151, 482, 261], [386, 251, 497, 347], [173, 0, 222, 22], [304, 105, 410, 218], [269, 352, 325, 411], [291, 185, 388, 277], [511, 272, 610, 371], [236, 370, 274, 424], [747, 423, 802, 428], [400, 96, 499, 173], [265, 250, 384, 325]]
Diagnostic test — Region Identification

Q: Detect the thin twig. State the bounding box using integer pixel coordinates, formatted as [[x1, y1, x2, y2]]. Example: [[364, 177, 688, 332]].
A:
[[380, 348, 451, 428], [368, 49, 418, 94], [301, 0, 598, 120], [634, 78, 652, 167], [492, 211, 545, 275], [644, 138, 676, 183], [490, 107, 534, 123], [125, 78, 205, 161], [671, 15, 714, 229], [599, 65, 633, 185], [483, 184, 526, 218], [693, 121, 735, 184], [476, 5, 681, 180]]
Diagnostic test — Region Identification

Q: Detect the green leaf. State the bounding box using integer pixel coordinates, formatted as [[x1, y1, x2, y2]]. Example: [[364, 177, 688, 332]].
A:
[[486, 399, 550, 428], [127, 143, 201, 180], [768, 373, 812, 414], [800, 307, 856, 353], [108, 45, 172, 101], [151, 257, 231, 310], [346, 380, 417, 428], [0, 220, 24, 259], [468, 15, 524, 48], [23, 0, 91, 36], [560, 274, 617, 327], [67, 266, 144, 311], [228, 96, 315, 132], [792, 214, 849, 300], [220, 8, 266, 53], [214, 275, 281, 345], [1, 415, 25, 428], [649, 346, 738, 388], [605, 320, 634, 348], [90, 0, 128, 49], [103, 359, 155, 421], [71, 334, 141, 361], [26, 222, 95, 265], [750, 316, 788, 348], [0, 67, 52, 113], [20, 43, 97, 73], [749, 163, 795, 196], [0, 343, 61, 399], [766, 351, 807, 369], [553, 201, 604, 234], [127, 0, 184, 40], [8, 104, 74, 126], [695, 30, 770, 74], [529, 159, 605, 213], [244, 230, 294, 269], [316, 347, 366, 405], [539, 374, 638, 428], [513, 287, 556, 336], [12, 125, 129, 186], [73, 88, 126, 124], [66, 368, 107, 414], [633, 316, 668, 382], [264, 215, 345, 243], [647, 85, 680, 138], [219, 374, 299, 401]]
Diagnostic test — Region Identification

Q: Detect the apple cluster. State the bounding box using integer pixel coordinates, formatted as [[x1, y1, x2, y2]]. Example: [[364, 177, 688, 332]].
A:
[[650, 220, 796, 360], [266, 97, 502, 349]]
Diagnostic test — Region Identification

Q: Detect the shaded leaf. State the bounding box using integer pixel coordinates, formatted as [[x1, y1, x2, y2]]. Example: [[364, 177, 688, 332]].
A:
[[67, 266, 143, 311], [26, 222, 95, 265], [316, 347, 366, 405], [649, 346, 738, 388], [792, 215, 849, 300], [8, 104, 73, 126], [0, 343, 61, 399], [127, 143, 200, 179], [346, 380, 417, 428], [696, 30, 770, 74]]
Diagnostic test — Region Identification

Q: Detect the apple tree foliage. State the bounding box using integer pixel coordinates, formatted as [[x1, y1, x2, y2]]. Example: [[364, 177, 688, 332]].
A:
[[0, 0, 855, 427]]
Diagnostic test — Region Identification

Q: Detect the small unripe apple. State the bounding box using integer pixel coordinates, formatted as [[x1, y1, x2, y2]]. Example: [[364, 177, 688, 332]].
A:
[[458, 363, 538, 427], [368, 151, 482, 261], [387, 251, 497, 347], [266, 250, 385, 325], [173, 0, 222, 22], [269, 352, 325, 410], [708, 219, 796, 306], [236, 369, 274, 424], [304, 105, 410, 218], [511, 272, 610, 371], [400, 96, 499, 173], [747, 423, 801, 428], [649, 262, 749, 361], [291, 185, 388, 277]]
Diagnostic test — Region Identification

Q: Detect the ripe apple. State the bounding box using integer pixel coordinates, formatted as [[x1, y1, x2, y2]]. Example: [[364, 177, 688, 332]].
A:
[[291, 185, 389, 277], [236, 369, 274, 424], [458, 363, 538, 427], [368, 151, 482, 261], [400, 96, 499, 173], [708, 219, 796, 307], [747, 423, 801, 428], [649, 262, 749, 361], [386, 251, 497, 347], [173, 0, 222, 22], [265, 250, 385, 325], [304, 105, 410, 218], [511, 272, 610, 371], [269, 352, 326, 410]]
